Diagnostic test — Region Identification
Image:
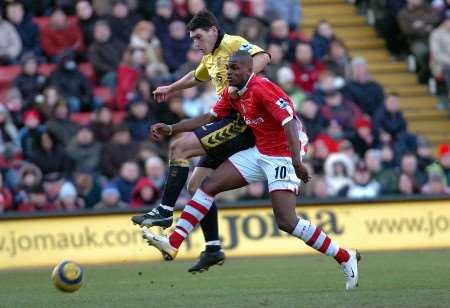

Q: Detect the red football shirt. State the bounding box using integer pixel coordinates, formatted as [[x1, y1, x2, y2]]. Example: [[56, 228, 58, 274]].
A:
[[211, 74, 308, 157]]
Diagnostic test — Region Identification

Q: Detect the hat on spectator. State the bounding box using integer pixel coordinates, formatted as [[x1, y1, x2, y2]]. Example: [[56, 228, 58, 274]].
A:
[[277, 66, 295, 84], [102, 185, 120, 198], [351, 57, 367, 67], [23, 109, 41, 124], [439, 144, 450, 159], [355, 116, 372, 130], [417, 136, 432, 148], [156, 0, 172, 8], [59, 182, 77, 199]]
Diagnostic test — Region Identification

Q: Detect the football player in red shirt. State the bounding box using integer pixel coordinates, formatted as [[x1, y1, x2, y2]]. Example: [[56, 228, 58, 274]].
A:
[[144, 51, 360, 290]]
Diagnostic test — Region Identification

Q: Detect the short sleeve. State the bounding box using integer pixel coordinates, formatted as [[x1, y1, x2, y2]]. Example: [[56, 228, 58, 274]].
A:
[[194, 59, 211, 82], [211, 89, 232, 119], [257, 80, 295, 126]]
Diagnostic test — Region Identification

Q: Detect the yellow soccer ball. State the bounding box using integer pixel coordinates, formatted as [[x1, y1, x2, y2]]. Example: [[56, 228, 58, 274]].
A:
[[51, 261, 84, 292]]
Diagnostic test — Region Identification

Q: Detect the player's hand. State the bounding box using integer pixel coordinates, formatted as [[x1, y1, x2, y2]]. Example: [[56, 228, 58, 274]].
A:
[[151, 123, 171, 140], [153, 85, 172, 103], [294, 162, 311, 184]]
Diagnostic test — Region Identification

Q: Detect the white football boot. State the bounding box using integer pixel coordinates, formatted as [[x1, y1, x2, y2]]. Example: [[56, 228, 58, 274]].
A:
[[340, 249, 361, 290], [142, 228, 178, 261]]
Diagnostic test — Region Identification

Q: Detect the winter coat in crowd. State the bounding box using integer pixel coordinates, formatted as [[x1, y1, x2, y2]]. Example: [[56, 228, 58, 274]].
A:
[[0, 19, 22, 61], [10, 15, 41, 56], [372, 106, 407, 138], [40, 19, 83, 57], [130, 177, 160, 208], [88, 38, 126, 79], [430, 23, 450, 77], [0, 105, 21, 155], [343, 80, 385, 115]]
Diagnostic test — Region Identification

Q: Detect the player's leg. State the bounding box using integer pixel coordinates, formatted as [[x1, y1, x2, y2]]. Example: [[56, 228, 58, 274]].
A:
[[142, 159, 249, 260], [262, 154, 360, 290], [131, 132, 205, 227], [142, 147, 264, 260]]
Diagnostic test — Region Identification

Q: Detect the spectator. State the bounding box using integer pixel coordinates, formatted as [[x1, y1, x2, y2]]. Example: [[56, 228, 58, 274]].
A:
[[351, 116, 378, 158], [421, 170, 450, 195], [380, 0, 407, 58], [372, 92, 407, 139], [116, 48, 145, 110], [291, 42, 325, 93], [130, 177, 160, 207], [0, 145, 26, 189], [46, 102, 80, 146], [29, 131, 72, 182], [88, 20, 126, 88], [311, 71, 344, 106], [125, 98, 156, 141], [12, 53, 46, 106], [277, 66, 306, 110], [130, 20, 168, 78], [66, 126, 102, 173], [311, 20, 335, 60], [323, 39, 351, 78], [73, 169, 102, 208], [47, 51, 95, 112], [311, 134, 339, 173], [76, 0, 99, 47], [236, 17, 268, 50], [365, 149, 398, 194], [0, 9, 22, 64], [92, 106, 115, 143], [344, 57, 384, 115], [107, 0, 141, 44], [298, 99, 326, 141], [40, 8, 84, 60], [266, 0, 302, 30], [397, 173, 419, 195], [94, 185, 128, 209], [187, 0, 207, 18], [416, 136, 434, 172], [399, 152, 427, 186], [112, 160, 141, 203], [55, 181, 84, 211], [161, 20, 191, 72], [152, 0, 179, 41], [0, 172, 14, 213], [324, 153, 355, 196], [6, 1, 41, 58], [266, 18, 300, 61], [173, 47, 203, 80], [320, 89, 362, 135], [381, 144, 398, 169], [397, 0, 440, 82], [37, 85, 63, 120], [18, 109, 46, 160], [325, 119, 347, 144], [430, 10, 450, 97], [144, 156, 166, 190], [220, 0, 242, 34], [180, 87, 204, 118], [0, 105, 21, 156], [16, 163, 43, 204], [437, 144, 450, 184], [311, 176, 330, 198], [340, 161, 381, 199], [100, 125, 140, 178], [265, 44, 288, 83], [17, 184, 56, 212]]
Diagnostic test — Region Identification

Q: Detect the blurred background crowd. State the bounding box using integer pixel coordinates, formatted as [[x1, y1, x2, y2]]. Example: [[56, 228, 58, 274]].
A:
[[0, 0, 449, 214]]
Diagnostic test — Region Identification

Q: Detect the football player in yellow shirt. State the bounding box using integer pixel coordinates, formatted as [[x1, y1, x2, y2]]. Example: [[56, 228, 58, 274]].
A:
[[132, 9, 270, 273]]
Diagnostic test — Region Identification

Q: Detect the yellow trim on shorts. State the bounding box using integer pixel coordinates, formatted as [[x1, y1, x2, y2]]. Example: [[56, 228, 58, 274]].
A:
[[200, 117, 248, 149]]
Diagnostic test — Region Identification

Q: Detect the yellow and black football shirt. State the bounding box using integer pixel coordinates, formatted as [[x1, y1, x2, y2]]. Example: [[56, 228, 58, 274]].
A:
[[194, 32, 265, 95]]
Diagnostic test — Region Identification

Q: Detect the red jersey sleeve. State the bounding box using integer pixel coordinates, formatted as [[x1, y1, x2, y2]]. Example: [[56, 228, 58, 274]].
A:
[[256, 79, 295, 126], [210, 88, 233, 119]]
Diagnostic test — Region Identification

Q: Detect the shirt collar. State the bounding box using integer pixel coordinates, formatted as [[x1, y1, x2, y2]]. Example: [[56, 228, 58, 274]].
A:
[[212, 29, 225, 53], [237, 73, 255, 96]]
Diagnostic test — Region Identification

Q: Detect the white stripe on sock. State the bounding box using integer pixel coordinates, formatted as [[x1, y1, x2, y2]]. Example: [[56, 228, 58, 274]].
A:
[[178, 219, 195, 233], [174, 228, 188, 238], [206, 240, 221, 246], [192, 189, 215, 209], [184, 205, 204, 221], [292, 219, 314, 241], [312, 232, 326, 250]]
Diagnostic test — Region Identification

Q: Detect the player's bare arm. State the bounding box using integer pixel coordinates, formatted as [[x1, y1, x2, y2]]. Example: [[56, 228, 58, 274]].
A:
[[252, 52, 271, 74], [283, 119, 310, 184], [153, 71, 202, 103], [151, 113, 215, 140]]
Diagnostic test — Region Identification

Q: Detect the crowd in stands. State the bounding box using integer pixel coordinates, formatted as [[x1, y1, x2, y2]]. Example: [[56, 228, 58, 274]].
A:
[[0, 0, 449, 215], [359, 0, 450, 102]]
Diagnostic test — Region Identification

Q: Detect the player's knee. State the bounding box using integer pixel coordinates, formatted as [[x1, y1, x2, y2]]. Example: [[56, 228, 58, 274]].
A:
[[275, 216, 296, 234], [169, 139, 186, 160]]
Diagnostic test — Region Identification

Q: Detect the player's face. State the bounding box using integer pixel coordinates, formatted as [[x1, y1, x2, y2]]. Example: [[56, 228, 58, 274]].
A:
[[226, 59, 251, 88], [190, 27, 217, 54]]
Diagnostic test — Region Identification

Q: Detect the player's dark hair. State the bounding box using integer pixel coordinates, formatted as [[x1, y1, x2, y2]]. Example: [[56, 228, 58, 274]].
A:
[[186, 9, 219, 31]]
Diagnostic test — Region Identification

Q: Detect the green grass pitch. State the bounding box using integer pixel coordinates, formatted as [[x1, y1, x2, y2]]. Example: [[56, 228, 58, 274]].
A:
[[2, 250, 450, 308]]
